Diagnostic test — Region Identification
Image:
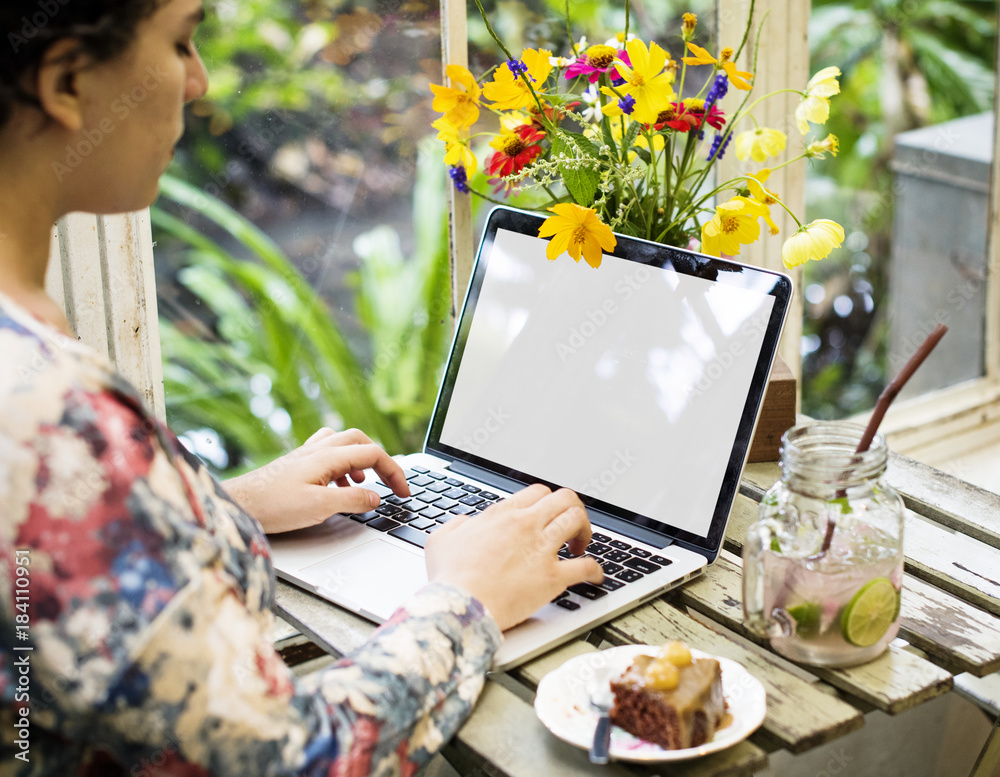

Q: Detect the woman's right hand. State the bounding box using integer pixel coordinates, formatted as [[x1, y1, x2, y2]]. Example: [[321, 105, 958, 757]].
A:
[[424, 484, 604, 631]]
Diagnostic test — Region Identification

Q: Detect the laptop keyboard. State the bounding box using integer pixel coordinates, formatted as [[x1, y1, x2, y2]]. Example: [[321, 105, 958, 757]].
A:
[[347, 465, 502, 549], [346, 465, 672, 606], [552, 532, 672, 609]]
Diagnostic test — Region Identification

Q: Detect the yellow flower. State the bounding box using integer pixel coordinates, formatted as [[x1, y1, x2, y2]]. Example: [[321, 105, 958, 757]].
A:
[[682, 13, 698, 40], [432, 117, 478, 175], [795, 66, 841, 134], [806, 133, 840, 159], [482, 48, 552, 111], [781, 219, 845, 268], [429, 65, 481, 129], [734, 127, 786, 163], [700, 196, 769, 257], [599, 39, 675, 124], [745, 171, 781, 235], [682, 43, 753, 91], [538, 203, 617, 269]]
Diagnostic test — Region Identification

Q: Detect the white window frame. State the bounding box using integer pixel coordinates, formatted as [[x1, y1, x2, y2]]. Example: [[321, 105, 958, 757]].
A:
[[46, 211, 165, 421], [47, 0, 1000, 463], [716, 0, 808, 382]]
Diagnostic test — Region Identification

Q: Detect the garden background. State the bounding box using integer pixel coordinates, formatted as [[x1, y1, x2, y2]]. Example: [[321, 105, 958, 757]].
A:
[[154, 0, 997, 475]]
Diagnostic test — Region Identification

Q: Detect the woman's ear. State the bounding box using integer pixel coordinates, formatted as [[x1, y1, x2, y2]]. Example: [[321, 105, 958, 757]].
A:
[[35, 39, 87, 133]]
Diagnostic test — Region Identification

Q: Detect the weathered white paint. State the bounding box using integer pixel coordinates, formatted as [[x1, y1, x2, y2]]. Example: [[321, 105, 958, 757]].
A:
[[717, 0, 807, 390], [45, 211, 165, 420], [986, 63, 1000, 382], [440, 0, 475, 319]]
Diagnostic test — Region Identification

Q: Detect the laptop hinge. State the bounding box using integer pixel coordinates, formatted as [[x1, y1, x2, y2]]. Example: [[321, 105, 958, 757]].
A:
[[587, 511, 677, 549], [445, 459, 527, 495], [445, 459, 676, 550]]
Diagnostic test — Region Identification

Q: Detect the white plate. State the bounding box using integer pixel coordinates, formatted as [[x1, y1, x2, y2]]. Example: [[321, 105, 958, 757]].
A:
[[534, 645, 767, 763]]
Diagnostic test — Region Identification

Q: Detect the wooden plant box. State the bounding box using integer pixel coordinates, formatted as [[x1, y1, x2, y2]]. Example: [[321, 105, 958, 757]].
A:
[[748, 354, 797, 462]]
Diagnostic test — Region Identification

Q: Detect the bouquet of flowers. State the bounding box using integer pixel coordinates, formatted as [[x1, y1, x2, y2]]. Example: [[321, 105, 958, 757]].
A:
[[429, 2, 844, 270]]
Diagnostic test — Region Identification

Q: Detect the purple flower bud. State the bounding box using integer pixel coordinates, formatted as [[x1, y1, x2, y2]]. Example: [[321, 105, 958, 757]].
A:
[[618, 94, 636, 115], [704, 74, 729, 111], [449, 166, 470, 193], [707, 131, 733, 161], [507, 59, 529, 77]]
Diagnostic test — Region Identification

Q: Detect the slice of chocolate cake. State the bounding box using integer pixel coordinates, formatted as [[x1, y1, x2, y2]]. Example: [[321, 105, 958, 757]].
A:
[[609, 643, 725, 750]]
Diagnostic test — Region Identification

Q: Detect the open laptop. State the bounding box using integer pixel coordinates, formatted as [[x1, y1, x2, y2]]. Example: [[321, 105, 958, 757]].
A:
[[269, 205, 792, 669]]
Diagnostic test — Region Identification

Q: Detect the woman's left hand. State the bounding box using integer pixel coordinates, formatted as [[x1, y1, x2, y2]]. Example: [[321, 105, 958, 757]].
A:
[[222, 428, 410, 534]]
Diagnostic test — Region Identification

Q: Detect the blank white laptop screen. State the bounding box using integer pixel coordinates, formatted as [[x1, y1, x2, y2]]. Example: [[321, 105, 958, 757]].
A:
[[439, 228, 776, 539]]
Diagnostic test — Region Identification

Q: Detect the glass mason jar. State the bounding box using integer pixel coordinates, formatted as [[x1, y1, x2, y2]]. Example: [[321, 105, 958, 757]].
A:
[[742, 422, 905, 667]]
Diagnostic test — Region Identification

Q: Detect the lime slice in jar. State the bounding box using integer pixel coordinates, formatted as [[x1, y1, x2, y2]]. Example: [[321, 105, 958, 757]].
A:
[[786, 602, 821, 637], [840, 577, 899, 647]]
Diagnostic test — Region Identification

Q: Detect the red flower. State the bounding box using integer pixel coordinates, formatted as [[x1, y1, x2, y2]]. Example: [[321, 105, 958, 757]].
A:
[[486, 124, 545, 178], [651, 101, 726, 133], [652, 104, 698, 133]]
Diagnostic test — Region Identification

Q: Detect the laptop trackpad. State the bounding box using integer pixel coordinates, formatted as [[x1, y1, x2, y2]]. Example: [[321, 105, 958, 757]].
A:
[[300, 539, 428, 622]]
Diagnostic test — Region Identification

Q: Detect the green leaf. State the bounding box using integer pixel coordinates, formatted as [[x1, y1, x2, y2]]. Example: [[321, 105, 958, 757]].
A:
[[544, 92, 585, 107], [600, 116, 618, 159], [622, 121, 642, 153], [561, 130, 603, 159], [632, 146, 652, 165], [551, 135, 599, 207], [563, 166, 599, 206]]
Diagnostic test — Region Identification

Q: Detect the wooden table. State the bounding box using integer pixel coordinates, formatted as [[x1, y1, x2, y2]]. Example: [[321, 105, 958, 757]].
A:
[[273, 452, 1000, 777]]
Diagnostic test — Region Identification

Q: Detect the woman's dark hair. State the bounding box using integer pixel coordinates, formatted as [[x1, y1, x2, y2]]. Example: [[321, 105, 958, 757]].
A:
[[0, 0, 160, 130]]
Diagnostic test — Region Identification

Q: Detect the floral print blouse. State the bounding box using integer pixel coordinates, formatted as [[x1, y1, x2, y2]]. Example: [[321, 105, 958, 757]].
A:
[[0, 294, 502, 776]]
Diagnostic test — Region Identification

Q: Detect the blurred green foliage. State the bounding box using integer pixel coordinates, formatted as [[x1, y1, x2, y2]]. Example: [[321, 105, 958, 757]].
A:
[[801, 0, 995, 419], [155, 142, 451, 473], [196, 0, 340, 119], [157, 0, 998, 466]]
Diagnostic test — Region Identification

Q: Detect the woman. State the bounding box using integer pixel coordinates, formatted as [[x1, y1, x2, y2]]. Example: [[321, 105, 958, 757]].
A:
[[0, 1, 603, 774]]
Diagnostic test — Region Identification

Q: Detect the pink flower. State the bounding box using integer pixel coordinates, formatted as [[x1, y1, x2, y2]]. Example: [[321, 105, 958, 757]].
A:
[[565, 45, 630, 83]]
